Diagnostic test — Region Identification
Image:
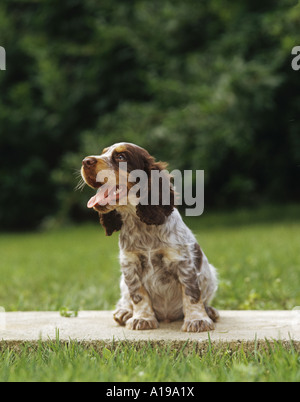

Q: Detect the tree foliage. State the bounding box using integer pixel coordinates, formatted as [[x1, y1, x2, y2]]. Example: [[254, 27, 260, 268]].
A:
[[0, 0, 299, 229]]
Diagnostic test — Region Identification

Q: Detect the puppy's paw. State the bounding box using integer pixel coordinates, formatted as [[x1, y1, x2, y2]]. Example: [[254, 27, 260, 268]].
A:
[[113, 309, 133, 326], [126, 317, 159, 330], [182, 318, 215, 333]]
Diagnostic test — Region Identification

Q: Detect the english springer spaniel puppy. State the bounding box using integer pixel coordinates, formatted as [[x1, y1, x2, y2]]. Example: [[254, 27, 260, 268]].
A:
[[81, 142, 219, 332]]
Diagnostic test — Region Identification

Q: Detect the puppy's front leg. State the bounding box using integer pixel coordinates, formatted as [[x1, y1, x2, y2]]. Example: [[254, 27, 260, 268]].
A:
[[181, 285, 215, 333], [121, 252, 158, 330], [125, 286, 159, 330]]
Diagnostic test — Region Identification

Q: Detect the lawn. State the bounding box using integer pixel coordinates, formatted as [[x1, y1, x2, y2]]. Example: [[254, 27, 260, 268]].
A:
[[0, 205, 299, 382]]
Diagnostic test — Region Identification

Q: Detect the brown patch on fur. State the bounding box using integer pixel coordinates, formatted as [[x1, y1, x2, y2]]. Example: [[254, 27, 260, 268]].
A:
[[177, 259, 201, 304], [193, 243, 203, 271], [136, 205, 167, 226], [150, 253, 171, 285], [138, 254, 148, 272], [188, 290, 201, 304], [132, 294, 143, 304], [160, 271, 175, 285], [154, 253, 164, 263], [99, 210, 123, 236], [121, 253, 143, 303], [205, 305, 220, 322], [136, 158, 175, 226]]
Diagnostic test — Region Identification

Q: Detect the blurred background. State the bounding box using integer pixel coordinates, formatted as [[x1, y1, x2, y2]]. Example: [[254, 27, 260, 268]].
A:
[[0, 0, 299, 230]]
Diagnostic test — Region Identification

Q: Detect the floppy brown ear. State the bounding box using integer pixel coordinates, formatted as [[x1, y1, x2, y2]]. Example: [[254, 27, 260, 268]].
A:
[[136, 160, 175, 226], [99, 210, 123, 236], [136, 204, 167, 226]]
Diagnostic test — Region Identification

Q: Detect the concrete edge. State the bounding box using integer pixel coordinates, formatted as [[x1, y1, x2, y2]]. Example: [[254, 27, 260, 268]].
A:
[[1, 339, 299, 354]]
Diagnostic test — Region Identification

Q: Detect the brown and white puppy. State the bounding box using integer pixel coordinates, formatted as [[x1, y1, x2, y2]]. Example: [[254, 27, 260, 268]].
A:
[[81, 142, 219, 332]]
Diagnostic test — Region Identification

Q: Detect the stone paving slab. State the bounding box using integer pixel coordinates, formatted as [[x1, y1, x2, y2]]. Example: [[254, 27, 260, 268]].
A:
[[0, 311, 299, 351]]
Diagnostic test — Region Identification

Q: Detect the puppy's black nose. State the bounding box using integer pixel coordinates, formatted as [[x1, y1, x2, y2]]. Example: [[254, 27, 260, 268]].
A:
[[82, 157, 97, 167]]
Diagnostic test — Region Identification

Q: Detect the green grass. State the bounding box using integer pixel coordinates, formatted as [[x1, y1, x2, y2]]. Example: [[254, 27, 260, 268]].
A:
[[0, 340, 299, 382], [0, 205, 299, 381]]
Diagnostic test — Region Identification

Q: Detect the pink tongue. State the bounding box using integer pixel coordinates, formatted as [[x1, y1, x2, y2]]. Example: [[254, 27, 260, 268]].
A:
[[87, 188, 110, 208], [87, 194, 100, 208]]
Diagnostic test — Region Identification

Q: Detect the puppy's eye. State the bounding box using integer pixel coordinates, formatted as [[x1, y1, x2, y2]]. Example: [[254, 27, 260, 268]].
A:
[[116, 153, 126, 161]]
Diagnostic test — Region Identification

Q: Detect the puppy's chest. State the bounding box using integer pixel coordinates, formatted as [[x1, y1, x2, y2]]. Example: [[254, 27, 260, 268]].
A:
[[138, 250, 178, 287], [139, 249, 183, 321], [137, 249, 182, 289], [121, 248, 185, 321]]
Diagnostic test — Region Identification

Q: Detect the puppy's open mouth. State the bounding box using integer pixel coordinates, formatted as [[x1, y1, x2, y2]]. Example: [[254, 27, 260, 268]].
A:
[[87, 184, 127, 208]]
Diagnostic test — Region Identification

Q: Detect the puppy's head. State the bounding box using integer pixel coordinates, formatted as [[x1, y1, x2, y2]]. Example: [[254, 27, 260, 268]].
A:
[[81, 142, 174, 235]]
